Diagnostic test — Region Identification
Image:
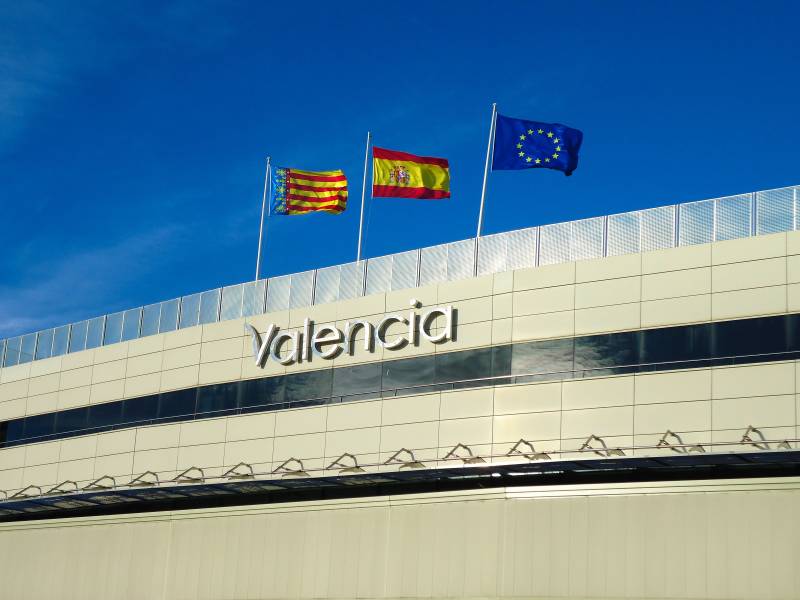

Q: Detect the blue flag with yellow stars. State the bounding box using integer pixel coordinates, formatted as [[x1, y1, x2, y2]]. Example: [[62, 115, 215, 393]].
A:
[[492, 114, 583, 176]]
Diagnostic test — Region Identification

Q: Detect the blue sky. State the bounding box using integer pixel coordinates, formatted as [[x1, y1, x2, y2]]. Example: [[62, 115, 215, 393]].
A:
[[1, 1, 799, 338]]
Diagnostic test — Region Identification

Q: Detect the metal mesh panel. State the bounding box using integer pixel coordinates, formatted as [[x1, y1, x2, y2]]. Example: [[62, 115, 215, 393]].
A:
[[506, 228, 537, 270], [178, 294, 201, 329], [477, 233, 507, 276], [571, 217, 604, 260], [715, 195, 751, 241], [242, 280, 266, 317], [391, 250, 418, 290], [289, 271, 314, 309], [641, 205, 675, 252], [419, 244, 448, 286], [86, 317, 105, 349], [198, 290, 220, 325], [159, 299, 180, 333], [266, 276, 291, 313], [607, 212, 640, 256], [34, 329, 53, 360], [757, 188, 793, 235], [314, 266, 340, 305], [365, 255, 392, 295], [68, 321, 88, 353], [338, 262, 365, 300], [539, 222, 571, 265], [447, 239, 475, 281], [679, 200, 714, 246], [52, 326, 70, 356], [4, 336, 21, 367], [220, 285, 244, 320]]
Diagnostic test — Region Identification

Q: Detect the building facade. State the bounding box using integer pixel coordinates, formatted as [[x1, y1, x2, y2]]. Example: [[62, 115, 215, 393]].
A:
[[2, 187, 800, 599]]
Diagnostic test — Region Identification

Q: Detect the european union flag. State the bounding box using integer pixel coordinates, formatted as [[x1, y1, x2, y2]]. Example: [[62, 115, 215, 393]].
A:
[[492, 114, 583, 176]]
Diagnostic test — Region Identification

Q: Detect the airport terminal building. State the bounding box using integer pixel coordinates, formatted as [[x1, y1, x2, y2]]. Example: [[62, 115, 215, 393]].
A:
[[2, 186, 800, 599]]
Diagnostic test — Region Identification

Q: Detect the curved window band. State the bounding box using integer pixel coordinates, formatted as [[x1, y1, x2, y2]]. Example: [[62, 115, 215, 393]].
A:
[[2, 313, 800, 448]]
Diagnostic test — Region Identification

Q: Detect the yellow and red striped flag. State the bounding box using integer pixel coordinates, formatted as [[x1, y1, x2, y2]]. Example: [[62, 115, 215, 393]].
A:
[[270, 167, 347, 215], [372, 147, 450, 199]]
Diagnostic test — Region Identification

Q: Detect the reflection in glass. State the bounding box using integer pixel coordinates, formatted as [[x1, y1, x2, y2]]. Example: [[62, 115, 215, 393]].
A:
[[285, 369, 333, 404], [20, 333, 37, 363], [382, 356, 436, 394], [196, 383, 240, 416], [121, 308, 142, 341], [179, 294, 201, 329], [574, 332, 640, 371], [436, 348, 492, 387], [332, 363, 382, 400], [68, 321, 88, 354], [240, 376, 285, 409], [511, 338, 574, 377], [3, 337, 21, 367]]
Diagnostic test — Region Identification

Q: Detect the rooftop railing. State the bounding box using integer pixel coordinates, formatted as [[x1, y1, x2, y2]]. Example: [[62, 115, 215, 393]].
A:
[[1, 185, 797, 368]]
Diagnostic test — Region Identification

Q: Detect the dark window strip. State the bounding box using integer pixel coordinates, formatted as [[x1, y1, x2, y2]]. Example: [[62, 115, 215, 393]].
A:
[[2, 313, 800, 448]]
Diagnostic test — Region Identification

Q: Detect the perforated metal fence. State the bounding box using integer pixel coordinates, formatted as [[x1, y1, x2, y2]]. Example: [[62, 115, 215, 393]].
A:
[[2, 185, 797, 368]]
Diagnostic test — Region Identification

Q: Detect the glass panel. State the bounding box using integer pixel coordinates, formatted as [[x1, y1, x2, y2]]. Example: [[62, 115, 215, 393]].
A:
[[87, 401, 123, 432], [332, 363, 382, 400], [199, 289, 220, 325], [289, 271, 314, 309], [511, 338, 574, 378], [140, 304, 161, 337], [121, 308, 141, 341], [159, 299, 180, 333], [574, 332, 640, 372], [365, 255, 392, 295], [24, 413, 56, 441], [266, 276, 290, 312], [67, 321, 87, 353], [55, 407, 88, 435], [19, 333, 37, 363], [158, 388, 197, 421], [240, 376, 285, 409], [220, 285, 244, 321], [382, 356, 436, 394], [179, 293, 201, 329], [711, 316, 792, 359], [34, 329, 54, 360], [1, 418, 25, 445], [196, 382, 240, 416], [51, 326, 70, 357], [85, 317, 105, 349], [639, 323, 711, 366], [284, 369, 333, 404], [121, 395, 159, 426], [242, 280, 266, 317], [0, 339, 5, 367], [4, 336, 21, 367], [436, 347, 492, 387], [104, 312, 124, 345]]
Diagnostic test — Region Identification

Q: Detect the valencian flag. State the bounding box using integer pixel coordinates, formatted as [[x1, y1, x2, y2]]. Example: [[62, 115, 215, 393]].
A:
[[270, 167, 348, 215], [372, 147, 450, 199], [492, 114, 583, 176]]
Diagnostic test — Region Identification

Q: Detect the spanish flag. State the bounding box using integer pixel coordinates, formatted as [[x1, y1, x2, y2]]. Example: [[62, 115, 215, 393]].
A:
[[270, 167, 347, 215], [372, 147, 450, 199]]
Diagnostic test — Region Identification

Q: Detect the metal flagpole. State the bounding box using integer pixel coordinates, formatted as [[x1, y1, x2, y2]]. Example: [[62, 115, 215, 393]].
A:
[[356, 131, 372, 262], [474, 103, 498, 275], [255, 156, 271, 281]]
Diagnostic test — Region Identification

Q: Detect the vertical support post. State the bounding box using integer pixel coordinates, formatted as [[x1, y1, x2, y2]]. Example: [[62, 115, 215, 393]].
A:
[[356, 132, 372, 263], [474, 103, 498, 276], [793, 187, 797, 232], [674, 204, 681, 247], [255, 156, 272, 281]]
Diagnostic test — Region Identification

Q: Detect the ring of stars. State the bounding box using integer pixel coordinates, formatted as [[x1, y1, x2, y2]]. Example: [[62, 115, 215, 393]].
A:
[[515, 127, 563, 166]]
